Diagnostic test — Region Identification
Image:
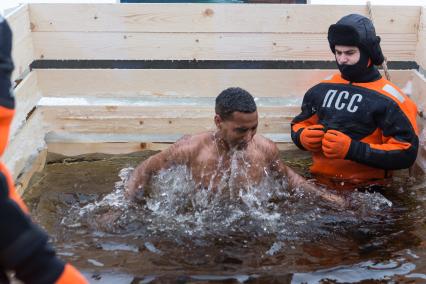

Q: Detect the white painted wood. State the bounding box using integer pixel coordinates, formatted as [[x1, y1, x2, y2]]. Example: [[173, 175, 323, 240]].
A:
[[46, 133, 294, 156], [7, 4, 30, 44], [35, 69, 414, 98], [412, 69, 426, 175], [45, 132, 292, 143], [12, 35, 34, 82], [415, 7, 426, 70], [32, 32, 416, 61], [3, 111, 46, 180], [36, 69, 336, 98], [46, 141, 297, 156], [412, 70, 426, 119], [6, 4, 35, 82], [28, 4, 420, 34], [10, 72, 41, 141], [40, 104, 297, 135], [14, 149, 47, 195], [47, 142, 167, 156]]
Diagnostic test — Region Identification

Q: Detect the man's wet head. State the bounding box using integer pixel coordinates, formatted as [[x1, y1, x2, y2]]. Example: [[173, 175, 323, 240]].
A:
[[214, 87, 258, 150]]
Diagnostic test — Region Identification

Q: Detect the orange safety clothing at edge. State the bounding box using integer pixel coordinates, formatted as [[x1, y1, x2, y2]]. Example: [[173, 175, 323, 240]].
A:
[[0, 15, 88, 284], [0, 162, 28, 213], [55, 264, 88, 284], [291, 73, 418, 186]]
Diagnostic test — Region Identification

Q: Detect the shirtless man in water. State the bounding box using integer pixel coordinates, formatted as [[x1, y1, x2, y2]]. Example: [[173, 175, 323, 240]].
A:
[[126, 87, 344, 205]]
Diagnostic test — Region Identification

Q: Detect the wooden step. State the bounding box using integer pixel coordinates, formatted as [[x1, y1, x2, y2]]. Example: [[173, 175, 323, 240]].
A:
[[39, 96, 299, 135], [45, 132, 294, 155]]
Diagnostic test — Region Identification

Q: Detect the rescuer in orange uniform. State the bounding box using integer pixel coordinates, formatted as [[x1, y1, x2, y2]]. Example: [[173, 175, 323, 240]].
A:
[[291, 14, 418, 189], [0, 16, 88, 284]]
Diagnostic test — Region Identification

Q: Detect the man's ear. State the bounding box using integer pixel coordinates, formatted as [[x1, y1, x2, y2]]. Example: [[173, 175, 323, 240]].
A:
[[214, 114, 222, 128]]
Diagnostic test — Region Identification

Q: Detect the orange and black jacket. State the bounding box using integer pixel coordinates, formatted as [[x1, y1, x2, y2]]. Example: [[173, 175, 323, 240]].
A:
[[291, 73, 418, 184], [0, 16, 15, 164], [0, 17, 87, 284], [0, 172, 88, 284]]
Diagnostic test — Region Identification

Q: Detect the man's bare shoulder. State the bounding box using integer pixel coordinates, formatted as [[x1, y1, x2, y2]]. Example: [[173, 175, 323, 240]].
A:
[[170, 132, 213, 152], [252, 134, 279, 158], [175, 132, 212, 145], [253, 134, 278, 148]]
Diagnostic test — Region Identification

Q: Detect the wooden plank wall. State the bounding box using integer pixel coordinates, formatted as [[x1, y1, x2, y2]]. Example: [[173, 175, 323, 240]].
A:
[[9, 72, 42, 140], [38, 69, 314, 152], [28, 4, 421, 61], [36, 69, 338, 98], [415, 6, 426, 70], [412, 70, 426, 174], [412, 71, 426, 117], [6, 4, 35, 83], [3, 111, 46, 190], [35, 69, 414, 153], [3, 71, 44, 181], [4, 6, 41, 182], [35, 69, 414, 98]]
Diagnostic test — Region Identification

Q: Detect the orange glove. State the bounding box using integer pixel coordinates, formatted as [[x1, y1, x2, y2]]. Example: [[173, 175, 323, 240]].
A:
[[322, 129, 352, 159], [300, 124, 325, 152]]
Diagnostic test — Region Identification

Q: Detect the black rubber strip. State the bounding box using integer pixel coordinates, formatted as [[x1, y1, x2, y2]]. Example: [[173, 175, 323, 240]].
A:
[[30, 60, 419, 70]]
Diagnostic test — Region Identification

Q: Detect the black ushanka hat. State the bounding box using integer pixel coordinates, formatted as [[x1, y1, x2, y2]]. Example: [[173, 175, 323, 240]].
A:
[[328, 14, 385, 66]]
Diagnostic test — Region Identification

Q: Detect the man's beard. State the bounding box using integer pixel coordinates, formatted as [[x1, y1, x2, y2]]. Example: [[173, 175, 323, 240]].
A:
[[336, 47, 381, 83], [337, 49, 370, 82]]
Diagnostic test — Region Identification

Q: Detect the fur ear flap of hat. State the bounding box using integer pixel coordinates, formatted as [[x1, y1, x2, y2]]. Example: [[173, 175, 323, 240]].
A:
[[327, 14, 385, 66]]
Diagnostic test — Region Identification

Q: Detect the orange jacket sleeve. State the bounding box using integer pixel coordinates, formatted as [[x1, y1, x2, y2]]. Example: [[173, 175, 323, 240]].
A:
[[0, 16, 15, 157]]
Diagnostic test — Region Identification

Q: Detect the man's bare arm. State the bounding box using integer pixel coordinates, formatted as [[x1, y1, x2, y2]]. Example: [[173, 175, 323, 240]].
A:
[[125, 152, 168, 200], [273, 160, 345, 205], [265, 141, 345, 206], [125, 135, 192, 201]]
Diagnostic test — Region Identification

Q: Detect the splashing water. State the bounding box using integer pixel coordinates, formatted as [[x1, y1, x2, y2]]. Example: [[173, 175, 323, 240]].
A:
[[61, 151, 394, 246]]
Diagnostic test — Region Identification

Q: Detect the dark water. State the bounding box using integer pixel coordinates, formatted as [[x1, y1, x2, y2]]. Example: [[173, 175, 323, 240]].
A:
[[24, 150, 426, 283]]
